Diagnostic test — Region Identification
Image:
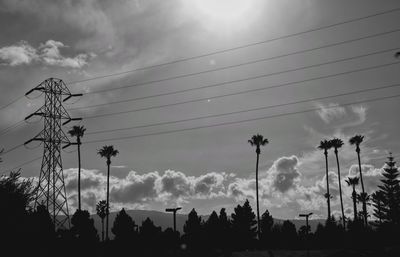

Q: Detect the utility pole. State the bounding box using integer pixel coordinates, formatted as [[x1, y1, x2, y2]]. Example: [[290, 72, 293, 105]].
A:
[[299, 212, 313, 257], [166, 207, 182, 233], [24, 78, 82, 230]]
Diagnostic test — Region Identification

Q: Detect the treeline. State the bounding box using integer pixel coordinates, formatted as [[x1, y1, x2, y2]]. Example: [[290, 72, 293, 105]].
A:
[[1, 168, 400, 257]]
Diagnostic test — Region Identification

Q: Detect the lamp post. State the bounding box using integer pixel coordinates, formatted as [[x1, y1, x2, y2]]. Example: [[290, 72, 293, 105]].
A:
[[299, 212, 313, 257], [166, 207, 182, 233]]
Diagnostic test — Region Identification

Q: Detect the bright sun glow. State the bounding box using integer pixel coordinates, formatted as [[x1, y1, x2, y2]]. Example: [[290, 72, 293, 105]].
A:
[[190, 0, 255, 23]]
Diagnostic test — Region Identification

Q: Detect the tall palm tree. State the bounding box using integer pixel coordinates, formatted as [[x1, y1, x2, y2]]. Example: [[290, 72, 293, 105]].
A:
[[345, 176, 359, 221], [248, 134, 269, 240], [357, 192, 371, 225], [330, 138, 346, 229], [68, 125, 86, 211], [318, 140, 333, 220], [96, 200, 108, 242], [97, 145, 119, 241], [349, 134, 368, 226]]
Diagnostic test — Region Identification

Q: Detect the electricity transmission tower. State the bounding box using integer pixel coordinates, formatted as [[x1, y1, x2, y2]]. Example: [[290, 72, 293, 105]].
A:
[[24, 78, 82, 229]]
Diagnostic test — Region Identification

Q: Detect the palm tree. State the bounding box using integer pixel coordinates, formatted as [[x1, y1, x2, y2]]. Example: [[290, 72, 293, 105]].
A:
[[357, 192, 371, 225], [345, 176, 359, 221], [349, 134, 368, 226], [68, 125, 86, 211], [96, 200, 108, 242], [248, 134, 269, 240], [330, 138, 346, 229], [318, 140, 333, 220], [97, 145, 119, 241]]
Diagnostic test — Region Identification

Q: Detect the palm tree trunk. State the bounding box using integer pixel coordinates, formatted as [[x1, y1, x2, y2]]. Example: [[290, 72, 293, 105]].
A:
[[352, 188, 357, 221], [324, 152, 331, 220], [101, 218, 104, 242], [106, 160, 110, 241], [357, 149, 367, 226], [335, 150, 346, 229], [255, 151, 261, 240], [77, 138, 81, 211]]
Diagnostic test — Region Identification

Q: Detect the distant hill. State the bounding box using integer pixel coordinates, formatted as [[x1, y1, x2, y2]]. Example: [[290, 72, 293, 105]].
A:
[[88, 209, 324, 238]]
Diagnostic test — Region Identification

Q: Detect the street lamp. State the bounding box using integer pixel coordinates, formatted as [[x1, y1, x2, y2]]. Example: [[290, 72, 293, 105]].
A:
[[299, 212, 313, 257], [166, 207, 182, 233]]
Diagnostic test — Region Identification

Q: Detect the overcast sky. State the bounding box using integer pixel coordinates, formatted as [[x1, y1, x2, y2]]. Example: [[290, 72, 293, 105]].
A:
[[0, 0, 400, 219]]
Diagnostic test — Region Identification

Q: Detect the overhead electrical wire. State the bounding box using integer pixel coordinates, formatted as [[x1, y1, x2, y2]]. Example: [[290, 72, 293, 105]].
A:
[[85, 82, 400, 135], [82, 93, 400, 144], [75, 29, 400, 96], [69, 46, 400, 111], [1, 7, 399, 113], [81, 61, 400, 120], [66, 6, 400, 86]]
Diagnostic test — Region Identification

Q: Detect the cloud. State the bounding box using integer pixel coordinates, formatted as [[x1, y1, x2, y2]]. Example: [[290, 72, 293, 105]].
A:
[[316, 103, 346, 123], [0, 41, 37, 66], [271, 156, 301, 193], [0, 40, 93, 68]]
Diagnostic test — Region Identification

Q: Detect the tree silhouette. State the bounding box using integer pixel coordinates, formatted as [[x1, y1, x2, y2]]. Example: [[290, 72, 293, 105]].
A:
[[260, 209, 274, 249], [330, 138, 346, 228], [71, 209, 99, 244], [371, 191, 385, 225], [345, 176, 359, 221], [231, 199, 257, 250], [376, 154, 400, 225], [204, 210, 220, 250], [349, 134, 368, 226], [218, 208, 232, 253], [281, 220, 298, 249], [140, 217, 162, 256], [112, 208, 136, 241], [97, 145, 118, 240], [96, 200, 108, 241], [356, 192, 370, 225], [318, 139, 333, 220], [68, 125, 86, 211], [248, 134, 269, 240], [183, 208, 203, 253]]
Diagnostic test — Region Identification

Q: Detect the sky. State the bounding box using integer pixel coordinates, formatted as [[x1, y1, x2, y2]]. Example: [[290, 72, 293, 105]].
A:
[[0, 0, 400, 220]]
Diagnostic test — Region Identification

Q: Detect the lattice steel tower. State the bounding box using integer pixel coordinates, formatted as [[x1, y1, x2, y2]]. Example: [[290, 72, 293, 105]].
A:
[[24, 78, 81, 229]]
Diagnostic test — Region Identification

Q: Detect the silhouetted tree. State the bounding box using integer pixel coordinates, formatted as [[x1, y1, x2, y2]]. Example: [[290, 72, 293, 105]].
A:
[[248, 134, 269, 239], [96, 200, 108, 242], [204, 210, 219, 251], [112, 208, 136, 241], [97, 145, 118, 240], [356, 192, 370, 225], [345, 176, 359, 221], [330, 138, 346, 228], [183, 208, 203, 253], [71, 209, 99, 246], [377, 154, 400, 225], [218, 208, 232, 253], [349, 134, 368, 226], [371, 191, 385, 225], [0, 171, 36, 254], [281, 220, 298, 249], [68, 125, 86, 211], [260, 209, 274, 249], [318, 139, 333, 220], [231, 199, 257, 250], [139, 217, 162, 256]]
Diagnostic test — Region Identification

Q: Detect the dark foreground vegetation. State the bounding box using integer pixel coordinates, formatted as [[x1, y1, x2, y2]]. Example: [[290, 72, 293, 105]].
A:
[[1, 165, 400, 257]]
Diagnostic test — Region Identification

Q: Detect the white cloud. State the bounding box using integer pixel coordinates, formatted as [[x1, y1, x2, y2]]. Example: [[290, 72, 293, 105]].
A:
[[0, 40, 93, 68], [316, 103, 346, 123], [0, 41, 37, 66]]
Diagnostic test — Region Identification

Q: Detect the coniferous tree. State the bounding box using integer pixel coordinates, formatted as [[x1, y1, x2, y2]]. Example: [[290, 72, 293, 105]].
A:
[[218, 208, 232, 253], [112, 208, 137, 241], [281, 220, 298, 249], [231, 199, 257, 250], [377, 154, 400, 225], [371, 191, 385, 225], [183, 208, 203, 253], [70, 209, 99, 243], [259, 209, 274, 249], [204, 210, 219, 250], [140, 217, 162, 256]]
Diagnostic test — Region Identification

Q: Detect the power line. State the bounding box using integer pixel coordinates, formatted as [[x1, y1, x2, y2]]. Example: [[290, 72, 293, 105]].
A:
[[70, 46, 400, 111], [83, 93, 400, 144], [85, 82, 400, 135], [1, 156, 42, 175], [0, 120, 25, 137], [76, 29, 400, 96], [81, 61, 400, 120], [66, 6, 400, 86], [0, 96, 24, 113]]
